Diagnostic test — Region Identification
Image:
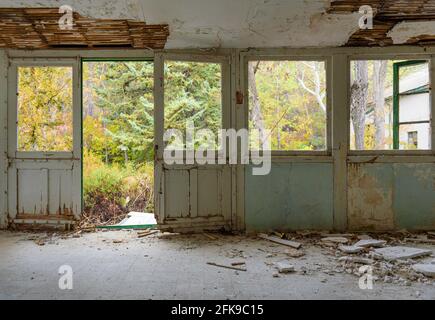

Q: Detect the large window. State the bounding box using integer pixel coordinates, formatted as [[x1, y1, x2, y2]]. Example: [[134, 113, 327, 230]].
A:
[[248, 60, 327, 151], [350, 59, 430, 150], [17, 66, 73, 151]]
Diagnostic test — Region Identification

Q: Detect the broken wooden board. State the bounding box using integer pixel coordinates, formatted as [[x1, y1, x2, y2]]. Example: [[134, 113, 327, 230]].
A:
[[258, 233, 302, 249], [138, 230, 159, 238], [203, 233, 218, 240]]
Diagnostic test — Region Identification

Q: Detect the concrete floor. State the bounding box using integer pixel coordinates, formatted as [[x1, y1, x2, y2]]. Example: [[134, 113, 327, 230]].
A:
[[0, 230, 434, 300]]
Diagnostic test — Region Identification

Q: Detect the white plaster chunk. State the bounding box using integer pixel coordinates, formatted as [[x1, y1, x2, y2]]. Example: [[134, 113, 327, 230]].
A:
[[412, 264, 435, 278], [275, 261, 295, 274], [321, 237, 348, 244], [354, 239, 386, 248], [373, 246, 432, 261], [387, 20, 435, 44], [338, 245, 364, 254]]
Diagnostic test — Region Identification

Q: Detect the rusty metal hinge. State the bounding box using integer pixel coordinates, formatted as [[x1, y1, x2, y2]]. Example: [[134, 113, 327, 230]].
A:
[[236, 91, 244, 104]]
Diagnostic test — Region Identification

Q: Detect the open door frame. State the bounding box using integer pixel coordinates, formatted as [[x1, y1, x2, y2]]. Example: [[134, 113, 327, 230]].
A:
[[153, 52, 235, 232]]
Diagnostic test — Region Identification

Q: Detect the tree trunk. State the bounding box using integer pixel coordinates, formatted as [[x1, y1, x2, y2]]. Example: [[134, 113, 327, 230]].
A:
[[350, 61, 369, 150], [373, 60, 388, 149], [248, 62, 266, 148]]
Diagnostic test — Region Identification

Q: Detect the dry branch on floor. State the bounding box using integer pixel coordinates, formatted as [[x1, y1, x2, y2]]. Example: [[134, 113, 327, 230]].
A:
[[207, 262, 247, 272], [258, 233, 302, 249]]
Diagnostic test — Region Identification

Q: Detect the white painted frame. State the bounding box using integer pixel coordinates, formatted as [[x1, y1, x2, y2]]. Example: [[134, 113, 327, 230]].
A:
[[240, 52, 333, 158], [154, 50, 234, 229], [155, 52, 232, 159], [8, 58, 80, 159], [0, 51, 8, 228], [1, 46, 435, 231], [7, 57, 82, 220], [3, 50, 154, 225], [347, 53, 434, 156]]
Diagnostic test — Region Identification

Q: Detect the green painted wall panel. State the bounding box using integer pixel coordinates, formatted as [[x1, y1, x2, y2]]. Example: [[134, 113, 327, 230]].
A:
[[245, 163, 333, 231], [394, 164, 435, 230], [348, 163, 435, 231]]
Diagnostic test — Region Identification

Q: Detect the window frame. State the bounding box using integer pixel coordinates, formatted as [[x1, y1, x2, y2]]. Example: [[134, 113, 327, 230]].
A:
[[348, 54, 434, 156], [156, 52, 231, 161], [241, 53, 332, 157], [393, 60, 430, 150], [8, 58, 80, 160]]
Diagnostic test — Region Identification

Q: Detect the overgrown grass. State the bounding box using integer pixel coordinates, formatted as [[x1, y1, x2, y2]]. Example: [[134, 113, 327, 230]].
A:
[[82, 151, 153, 225]]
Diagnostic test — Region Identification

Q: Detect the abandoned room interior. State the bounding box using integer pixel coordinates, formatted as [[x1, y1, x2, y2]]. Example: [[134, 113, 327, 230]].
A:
[[1, 0, 435, 301]]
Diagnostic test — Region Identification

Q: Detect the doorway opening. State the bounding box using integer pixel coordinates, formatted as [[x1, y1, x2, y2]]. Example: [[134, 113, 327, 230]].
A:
[[81, 60, 154, 227]]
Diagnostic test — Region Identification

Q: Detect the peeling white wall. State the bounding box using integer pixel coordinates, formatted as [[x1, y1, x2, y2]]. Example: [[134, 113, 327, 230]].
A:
[[387, 20, 435, 44], [2, 0, 364, 48]]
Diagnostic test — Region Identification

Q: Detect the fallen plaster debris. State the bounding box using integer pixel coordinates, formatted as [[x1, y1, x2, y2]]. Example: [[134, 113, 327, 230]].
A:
[[275, 261, 295, 274], [285, 248, 305, 257], [354, 239, 386, 248], [338, 256, 374, 265], [412, 264, 435, 278], [405, 238, 435, 245], [207, 262, 247, 272], [321, 237, 348, 244], [373, 246, 432, 261], [338, 245, 364, 254], [258, 233, 301, 249]]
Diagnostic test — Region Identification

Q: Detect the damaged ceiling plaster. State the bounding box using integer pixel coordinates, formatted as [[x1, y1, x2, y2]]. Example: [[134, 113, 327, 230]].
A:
[[2, 0, 435, 49], [388, 21, 435, 44], [1, 0, 362, 48]]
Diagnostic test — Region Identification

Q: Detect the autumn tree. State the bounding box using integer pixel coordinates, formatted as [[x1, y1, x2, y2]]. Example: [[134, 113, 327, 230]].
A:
[[373, 60, 388, 149], [350, 61, 369, 150]]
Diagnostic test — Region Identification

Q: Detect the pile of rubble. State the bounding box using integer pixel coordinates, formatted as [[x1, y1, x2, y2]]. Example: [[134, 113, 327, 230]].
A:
[[258, 231, 435, 284]]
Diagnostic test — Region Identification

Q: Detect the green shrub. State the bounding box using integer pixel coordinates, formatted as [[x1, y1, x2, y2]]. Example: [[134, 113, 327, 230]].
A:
[[83, 154, 153, 223]]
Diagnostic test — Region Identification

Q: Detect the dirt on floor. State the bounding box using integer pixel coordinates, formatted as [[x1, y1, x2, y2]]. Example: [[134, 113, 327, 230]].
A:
[[0, 229, 434, 299]]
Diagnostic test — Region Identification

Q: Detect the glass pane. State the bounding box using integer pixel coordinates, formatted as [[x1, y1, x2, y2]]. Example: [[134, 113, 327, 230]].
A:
[[248, 61, 327, 151], [399, 123, 430, 150], [349, 60, 430, 150], [399, 93, 430, 123], [399, 62, 429, 93], [164, 61, 222, 149], [17, 66, 73, 151]]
